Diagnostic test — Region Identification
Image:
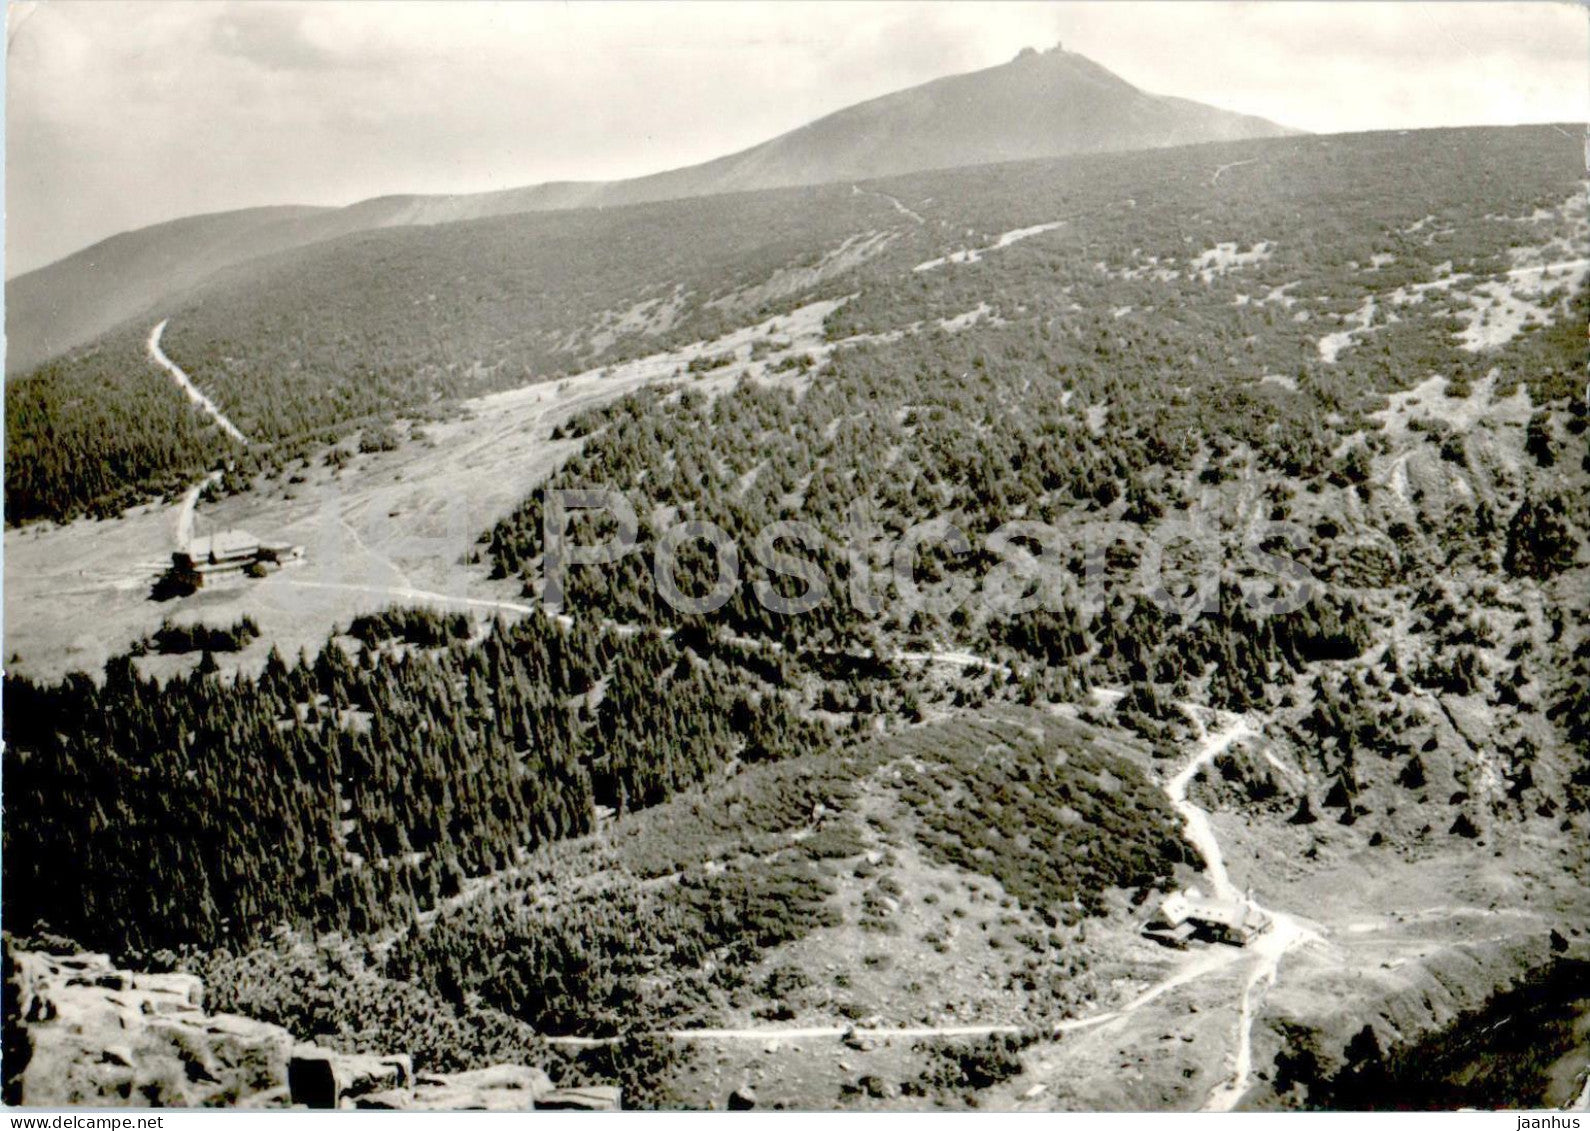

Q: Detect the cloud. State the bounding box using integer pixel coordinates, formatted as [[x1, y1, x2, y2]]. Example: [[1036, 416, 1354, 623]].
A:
[[208, 5, 337, 73]]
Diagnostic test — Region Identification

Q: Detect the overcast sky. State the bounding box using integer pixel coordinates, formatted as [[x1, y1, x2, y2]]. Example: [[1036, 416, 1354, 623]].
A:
[[6, 0, 1587, 276]]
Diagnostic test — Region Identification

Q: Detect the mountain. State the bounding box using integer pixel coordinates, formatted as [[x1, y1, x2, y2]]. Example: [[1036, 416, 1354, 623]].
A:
[[574, 43, 1299, 200], [366, 43, 1299, 218], [5, 43, 1297, 374], [7, 204, 371, 376]]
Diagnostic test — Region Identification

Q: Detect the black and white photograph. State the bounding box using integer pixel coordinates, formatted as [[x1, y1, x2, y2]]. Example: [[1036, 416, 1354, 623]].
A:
[[2, 0, 1587, 1115]]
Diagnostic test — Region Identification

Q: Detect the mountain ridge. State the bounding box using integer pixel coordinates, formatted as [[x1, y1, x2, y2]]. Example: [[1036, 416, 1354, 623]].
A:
[[5, 43, 1297, 374]]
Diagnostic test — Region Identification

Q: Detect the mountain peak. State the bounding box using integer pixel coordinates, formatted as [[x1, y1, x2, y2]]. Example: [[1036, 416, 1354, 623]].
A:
[[668, 40, 1293, 191], [1015, 39, 1071, 62]]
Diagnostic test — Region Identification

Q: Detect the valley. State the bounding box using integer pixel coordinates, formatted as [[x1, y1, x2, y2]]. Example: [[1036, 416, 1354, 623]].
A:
[[509, 703, 1578, 1112], [5, 292, 904, 679]]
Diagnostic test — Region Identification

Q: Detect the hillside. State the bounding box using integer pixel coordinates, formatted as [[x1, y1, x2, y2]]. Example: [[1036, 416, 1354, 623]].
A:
[[4, 119, 1587, 1111], [6, 125, 1575, 529], [3, 199, 427, 377], [4, 43, 1294, 376]]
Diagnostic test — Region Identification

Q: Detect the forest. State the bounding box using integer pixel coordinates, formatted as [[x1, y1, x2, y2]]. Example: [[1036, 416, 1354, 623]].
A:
[[2, 607, 828, 952]]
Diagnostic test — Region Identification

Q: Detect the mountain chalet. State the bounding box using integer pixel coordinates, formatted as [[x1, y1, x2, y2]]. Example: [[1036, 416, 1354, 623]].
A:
[[1142, 888, 1273, 948], [169, 530, 303, 590]]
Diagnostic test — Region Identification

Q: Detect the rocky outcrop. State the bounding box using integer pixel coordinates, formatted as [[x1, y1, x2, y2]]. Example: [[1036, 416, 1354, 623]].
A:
[[533, 1084, 626, 1111], [1252, 931, 1584, 1108], [10, 951, 292, 1107], [6, 950, 617, 1110], [351, 1064, 582, 1111], [350, 1070, 618, 1112]]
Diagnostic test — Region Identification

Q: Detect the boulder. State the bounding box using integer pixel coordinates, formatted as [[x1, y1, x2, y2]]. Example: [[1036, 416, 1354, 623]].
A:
[[17, 956, 56, 1024], [7, 949, 576, 1112], [140, 995, 202, 1018], [16, 952, 294, 1108], [378, 1054, 414, 1091], [407, 1085, 531, 1111], [354, 1089, 413, 1110], [728, 1086, 757, 1110], [131, 973, 204, 1009], [175, 1014, 293, 1093], [235, 1085, 292, 1110], [53, 954, 113, 975], [429, 1064, 549, 1096], [286, 1053, 339, 1109], [287, 1049, 411, 1108], [399, 1064, 553, 1112]]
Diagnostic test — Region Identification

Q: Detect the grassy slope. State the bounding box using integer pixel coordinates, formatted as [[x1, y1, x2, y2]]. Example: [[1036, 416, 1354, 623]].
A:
[[383, 708, 1190, 1035]]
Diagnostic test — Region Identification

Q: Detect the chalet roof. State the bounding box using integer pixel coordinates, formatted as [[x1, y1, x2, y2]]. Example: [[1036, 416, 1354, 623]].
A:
[[188, 530, 260, 560], [1152, 889, 1270, 932]]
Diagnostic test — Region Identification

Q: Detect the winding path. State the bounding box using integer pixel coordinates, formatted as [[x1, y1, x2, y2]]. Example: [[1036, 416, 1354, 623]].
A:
[[544, 945, 1260, 1048], [1170, 705, 1321, 1111], [148, 320, 245, 555], [1167, 708, 1253, 902], [332, 616, 1311, 1094], [538, 692, 1318, 1091], [852, 183, 925, 225], [147, 320, 248, 444], [1210, 159, 1259, 186]]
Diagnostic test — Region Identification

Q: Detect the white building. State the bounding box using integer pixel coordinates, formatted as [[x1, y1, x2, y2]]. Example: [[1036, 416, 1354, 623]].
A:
[[1142, 887, 1272, 948]]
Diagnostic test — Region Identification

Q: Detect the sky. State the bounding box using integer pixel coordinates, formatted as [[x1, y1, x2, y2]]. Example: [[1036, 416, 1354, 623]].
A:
[[6, 0, 1588, 277]]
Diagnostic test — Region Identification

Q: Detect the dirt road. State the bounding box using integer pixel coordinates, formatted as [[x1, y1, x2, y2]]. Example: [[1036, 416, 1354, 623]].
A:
[[174, 471, 222, 553], [541, 695, 1309, 1086], [1167, 708, 1254, 902], [147, 320, 248, 444], [1167, 705, 1323, 1111]]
